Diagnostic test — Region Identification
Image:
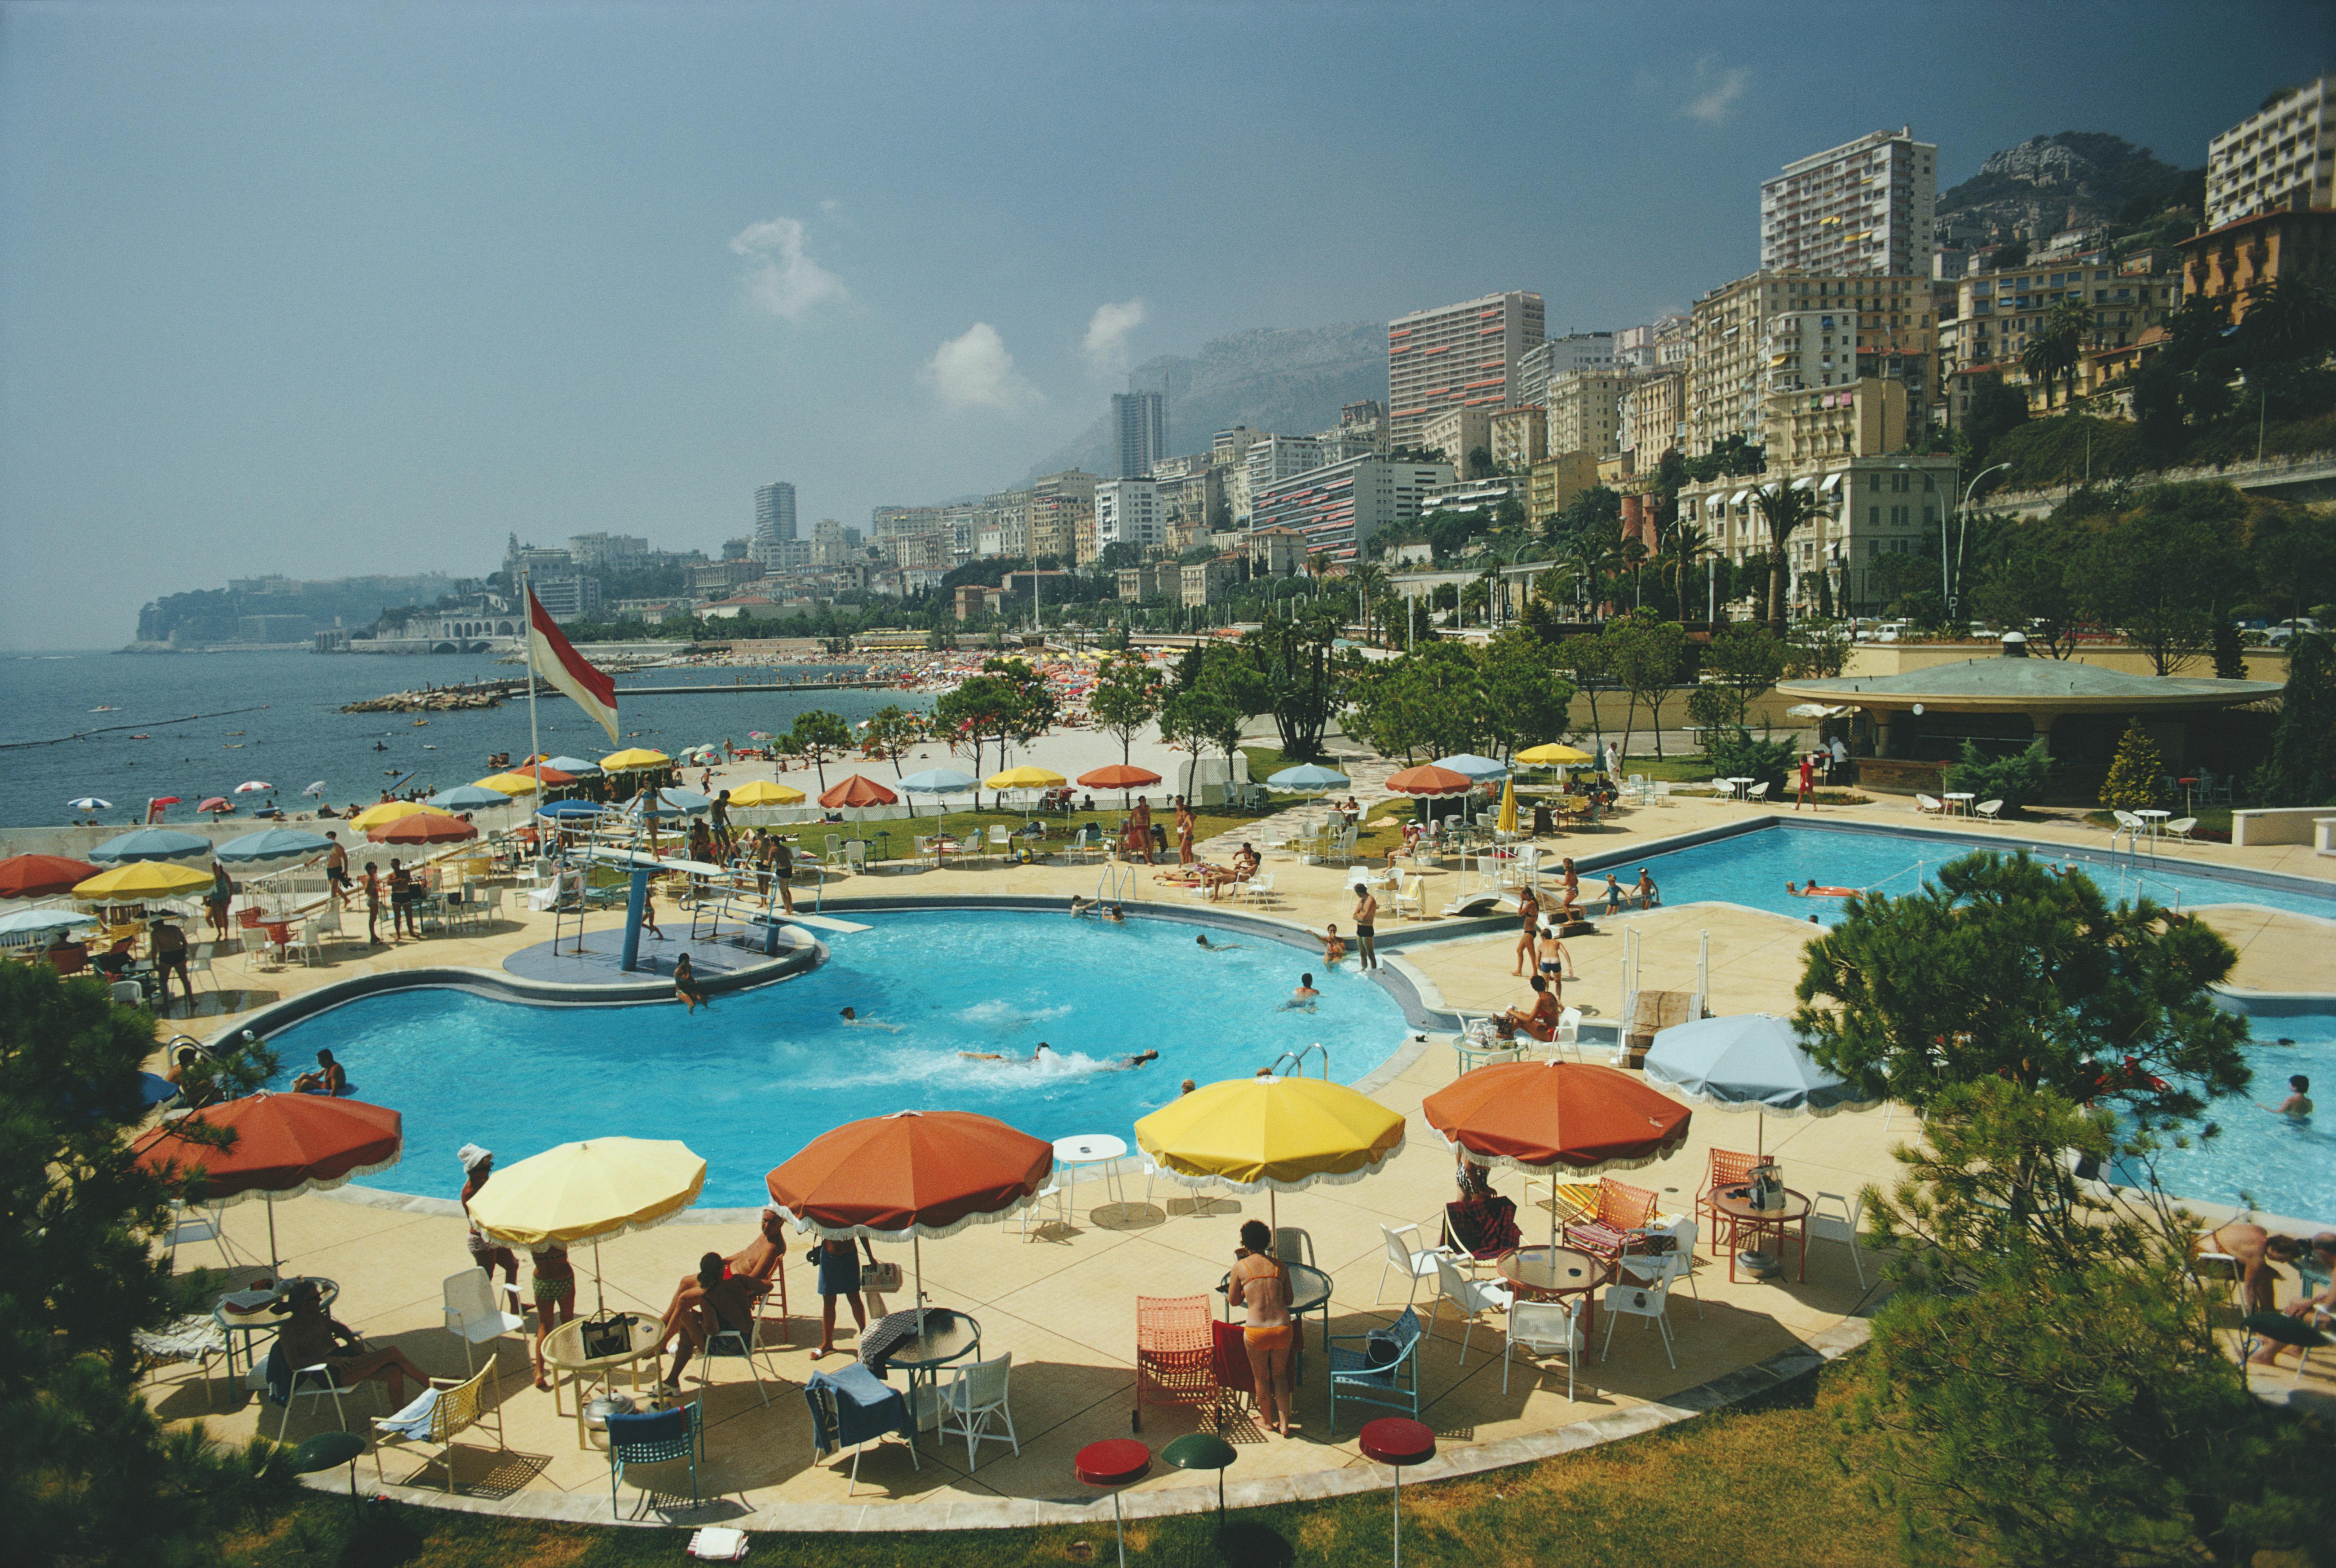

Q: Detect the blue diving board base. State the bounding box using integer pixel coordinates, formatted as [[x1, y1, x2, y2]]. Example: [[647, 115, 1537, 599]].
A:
[[500, 926, 819, 997]]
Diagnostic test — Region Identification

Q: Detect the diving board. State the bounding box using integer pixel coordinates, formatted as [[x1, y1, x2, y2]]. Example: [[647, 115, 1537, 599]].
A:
[[783, 914, 872, 934]]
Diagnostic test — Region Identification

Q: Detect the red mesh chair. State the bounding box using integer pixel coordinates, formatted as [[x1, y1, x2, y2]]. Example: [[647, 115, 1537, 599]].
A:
[[1209, 1317, 1256, 1429], [1134, 1294, 1216, 1427], [1697, 1150, 1760, 1258], [1562, 1178, 1659, 1264]]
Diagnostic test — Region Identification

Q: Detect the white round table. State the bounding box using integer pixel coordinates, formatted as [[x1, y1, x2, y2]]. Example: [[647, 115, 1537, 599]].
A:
[[1722, 777, 1756, 800], [1053, 1133, 1129, 1221], [2135, 808, 2171, 847], [1942, 792, 1975, 817]]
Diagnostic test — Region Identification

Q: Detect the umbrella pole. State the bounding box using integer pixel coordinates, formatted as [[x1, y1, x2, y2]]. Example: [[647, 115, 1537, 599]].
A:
[[913, 1234, 926, 1332], [593, 1240, 607, 1315], [267, 1192, 281, 1275]]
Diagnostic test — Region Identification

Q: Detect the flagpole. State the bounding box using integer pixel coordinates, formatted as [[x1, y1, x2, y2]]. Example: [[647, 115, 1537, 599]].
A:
[[523, 567, 541, 773]]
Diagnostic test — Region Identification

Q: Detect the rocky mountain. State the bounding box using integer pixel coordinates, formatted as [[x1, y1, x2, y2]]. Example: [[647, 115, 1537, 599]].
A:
[[1024, 320, 1386, 480], [1937, 131, 2201, 245]]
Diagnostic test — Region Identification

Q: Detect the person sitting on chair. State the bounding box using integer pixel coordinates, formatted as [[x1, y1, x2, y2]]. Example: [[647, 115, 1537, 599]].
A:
[[1501, 975, 1563, 1041], [271, 1279, 431, 1410], [654, 1252, 761, 1393]]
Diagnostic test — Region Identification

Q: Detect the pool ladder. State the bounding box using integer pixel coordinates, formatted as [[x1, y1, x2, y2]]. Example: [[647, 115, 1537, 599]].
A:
[[1096, 861, 1137, 905], [1268, 1042, 1331, 1080]]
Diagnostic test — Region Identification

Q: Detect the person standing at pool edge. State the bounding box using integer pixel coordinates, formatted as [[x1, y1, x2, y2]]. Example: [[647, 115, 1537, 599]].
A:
[[811, 1237, 867, 1360], [673, 952, 708, 1011], [458, 1146, 521, 1301], [1352, 882, 1378, 971]]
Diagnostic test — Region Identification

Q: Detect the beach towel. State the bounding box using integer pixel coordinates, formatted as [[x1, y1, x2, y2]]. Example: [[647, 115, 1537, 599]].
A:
[[377, 1386, 442, 1440]]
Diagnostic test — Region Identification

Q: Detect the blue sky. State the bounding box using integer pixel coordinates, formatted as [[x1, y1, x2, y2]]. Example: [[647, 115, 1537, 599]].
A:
[[1, 0, 2325, 648]]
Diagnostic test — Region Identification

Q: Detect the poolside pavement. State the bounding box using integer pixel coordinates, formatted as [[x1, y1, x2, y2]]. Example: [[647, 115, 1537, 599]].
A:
[[140, 787, 2336, 1524]]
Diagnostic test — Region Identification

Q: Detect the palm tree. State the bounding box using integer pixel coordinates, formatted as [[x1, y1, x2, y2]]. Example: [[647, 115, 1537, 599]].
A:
[[2021, 298, 2092, 409], [1664, 522, 1711, 616], [2241, 263, 2336, 364], [1752, 483, 1823, 632], [1350, 561, 1390, 645]]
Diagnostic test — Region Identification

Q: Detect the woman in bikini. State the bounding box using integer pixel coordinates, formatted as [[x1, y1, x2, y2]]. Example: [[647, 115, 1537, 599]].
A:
[[527, 1242, 576, 1390], [1175, 798, 1196, 866], [1513, 889, 1542, 976], [1231, 1219, 1296, 1437]]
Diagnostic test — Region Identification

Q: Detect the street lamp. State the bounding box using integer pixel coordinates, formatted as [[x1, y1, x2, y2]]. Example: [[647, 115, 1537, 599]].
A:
[[1947, 462, 2009, 624]]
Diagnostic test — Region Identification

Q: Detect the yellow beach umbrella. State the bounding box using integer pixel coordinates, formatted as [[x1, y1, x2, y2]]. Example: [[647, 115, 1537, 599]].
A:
[[601, 748, 671, 770], [1515, 743, 1595, 766], [1497, 775, 1518, 835], [726, 780, 806, 806], [473, 772, 542, 797], [464, 1136, 706, 1312], [74, 861, 215, 902], [1134, 1073, 1406, 1228], [984, 765, 1067, 790], [347, 800, 434, 831]]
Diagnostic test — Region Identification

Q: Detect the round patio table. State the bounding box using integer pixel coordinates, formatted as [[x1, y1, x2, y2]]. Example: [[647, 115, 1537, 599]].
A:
[[1076, 1438, 1151, 1568], [1053, 1133, 1129, 1219], [543, 1313, 662, 1448], [1712, 1186, 1812, 1282], [1942, 792, 1975, 817], [887, 1309, 982, 1445], [212, 1274, 339, 1384], [2136, 808, 2171, 848], [1497, 1245, 1608, 1331]]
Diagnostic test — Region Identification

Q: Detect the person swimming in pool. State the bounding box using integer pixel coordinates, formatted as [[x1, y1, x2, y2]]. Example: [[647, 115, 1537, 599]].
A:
[[838, 1007, 904, 1032], [1281, 973, 1320, 1011], [960, 1041, 1064, 1064], [1103, 903, 1125, 923], [1070, 895, 1097, 918], [1109, 1050, 1161, 1070], [1196, 932, 1240, 950], [2261, 1074, 2314, 1119]]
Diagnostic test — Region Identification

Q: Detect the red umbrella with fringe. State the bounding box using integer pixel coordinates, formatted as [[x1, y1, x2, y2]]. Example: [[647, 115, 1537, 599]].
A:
[[1423, 1060, 1691, 1247], [367, 811, 478, 844], [818, 774, 898, 809], [0, 853, 102, 898], [131, 1092, 403, 1271]]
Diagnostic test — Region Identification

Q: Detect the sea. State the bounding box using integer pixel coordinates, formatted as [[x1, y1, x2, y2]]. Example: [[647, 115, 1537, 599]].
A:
[[0, 649, 925, 833]]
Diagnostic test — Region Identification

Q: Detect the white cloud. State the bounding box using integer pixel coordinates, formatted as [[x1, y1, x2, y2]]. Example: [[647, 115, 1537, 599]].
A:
[[1679, 60, 1750, 125], [922, 322, 1041, 412], [1082, 298, 1147, 375], [729, 216, 846, 321]]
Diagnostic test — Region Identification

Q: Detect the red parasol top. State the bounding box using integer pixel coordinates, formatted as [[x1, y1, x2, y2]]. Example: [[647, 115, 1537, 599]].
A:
[[197, 797, 235, 813], [766, 1109, 1051, 1239], [818, 774, 899, 809], [129, 1092, 403, 1205], [0, 853, 102, 898], [511, 763, 576, 785], [1384, 764, 1476, 798], [367, 811, 478, 844], [1078, 764, 1162, 789], [1422, 1060, 1690, 1177]]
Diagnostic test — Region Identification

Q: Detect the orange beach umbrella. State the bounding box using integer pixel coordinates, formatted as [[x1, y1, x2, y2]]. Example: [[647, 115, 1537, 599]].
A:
[[1383, 764, 1476, 799], [130, 1092, 403, 1270], [818, 774, 898, 809], [366, 810, 478, 844]]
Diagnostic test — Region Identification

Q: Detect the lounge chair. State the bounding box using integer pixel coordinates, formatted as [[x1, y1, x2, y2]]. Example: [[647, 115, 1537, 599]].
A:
[[1134, 1294, 1217, 1424]]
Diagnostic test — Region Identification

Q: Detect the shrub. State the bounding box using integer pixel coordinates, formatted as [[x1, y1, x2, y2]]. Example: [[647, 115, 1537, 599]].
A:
[[2100, 718, 2166, 813], [1705, 726, 1796, 797], [1941, 738, 2050, 814]]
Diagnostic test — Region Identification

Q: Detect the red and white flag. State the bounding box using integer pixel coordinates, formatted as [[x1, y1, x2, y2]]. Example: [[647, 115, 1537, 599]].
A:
[[526, 587, 619, 744]]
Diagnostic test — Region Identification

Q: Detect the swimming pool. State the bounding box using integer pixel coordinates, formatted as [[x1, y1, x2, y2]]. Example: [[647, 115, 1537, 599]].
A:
[[2111, 1008, 2336, 1224], [1602, 822, 2336, 927], [268, 909, 1411, 1206]]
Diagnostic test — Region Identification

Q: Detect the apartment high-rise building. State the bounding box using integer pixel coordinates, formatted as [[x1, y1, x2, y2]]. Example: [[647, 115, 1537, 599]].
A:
[[1387, 291, 1545, 449], [1211, 427, 1261, 469], [1545, 371, 1630, 459], [754, 481, 798, 542], [1619, 370, 1686, 459], [1761, 127, 1938, 279], [2206, 76, 2335, 230], [1489, 406, 1547, 470], [1517, 333, 1616, 406], [1111, 390, 1168, 478], [1249, 457, 1454, 563], [1688, 269, 1935, 453], [1420, 408, 1495, 474], [1094, 479, 1166, 552]]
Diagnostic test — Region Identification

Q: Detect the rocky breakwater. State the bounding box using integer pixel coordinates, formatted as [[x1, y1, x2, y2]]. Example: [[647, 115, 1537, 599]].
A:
[[341, 680, 519, 715]]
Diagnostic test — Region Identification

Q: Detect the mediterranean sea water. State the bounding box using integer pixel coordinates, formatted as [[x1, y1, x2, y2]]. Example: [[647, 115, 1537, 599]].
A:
[[0, 649, 921, 832]]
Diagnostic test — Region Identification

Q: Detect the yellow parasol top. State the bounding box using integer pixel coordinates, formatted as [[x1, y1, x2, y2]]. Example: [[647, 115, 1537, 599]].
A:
[[600, 748, 671, 770], [726, 780, 806, 805], [1514, 743, 1596, 766], [472, 773, 542, 796], [1134, 1074, 1406, 1193], [985, 765, 1067, 790], [1497, 775, 1518, 835], [463, 1136, 706, 1249], [347, 800, 435, 831], [74, 861, 216, 901]]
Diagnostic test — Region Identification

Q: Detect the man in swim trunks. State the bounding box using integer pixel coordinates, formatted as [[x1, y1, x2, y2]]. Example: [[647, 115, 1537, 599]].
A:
[[1352, 883, 1379, 972], [1633, 868, 1661, 908], [812, 1237, 867, 1360], [1535, 919, 1573, 984], [150, 917, 190, 1005], [1230, 1220, 1295, 1436], [324, 833, 352, 910]]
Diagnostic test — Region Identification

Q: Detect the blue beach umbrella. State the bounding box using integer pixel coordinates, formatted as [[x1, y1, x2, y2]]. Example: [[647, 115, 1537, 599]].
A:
[[896, 768, 978, 823], [628, 788, 713, 817], [215, 828, 336, 876], [67, 796, 113, 812], [537, 799, 612, 822], [88, 828, 214, 867], [429, 785, 516, 812], [1641, 1012, 1880, 1156], [1267, 764, 1351, 793], [1431, 754, 1509, 782], [0, 907, 100, 942], [539, 755, 603, 777]]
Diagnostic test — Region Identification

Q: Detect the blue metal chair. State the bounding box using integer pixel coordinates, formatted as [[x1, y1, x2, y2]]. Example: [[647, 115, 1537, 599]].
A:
[[606, 1404, 699, 1519], [805, 1364, 918, 1495], [1326, 1306, 1424, 1437]]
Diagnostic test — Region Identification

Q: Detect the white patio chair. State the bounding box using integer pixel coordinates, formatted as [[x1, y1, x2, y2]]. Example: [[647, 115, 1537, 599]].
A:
[[937, 1352, 1018, 1470], [276, 1358, 371, 1442], [111, 979, 145, 1006], [2111, 809, 2145, 840], [1431, 1253, 1513, 1365], [186, 942, 219, 994], [441, 1268, 525, 1377], [1599, 1273, 1678, 1368], [1745, 781, 1772, 803], [987, 825, 1013, 862], [1619, 1218, 1703, 1317], [1916, 793, 1945, 816], [164, 1200, 234, 1268], [1274, 1227, 1316, 1271], [1242, 870, 1275, 908], [843, 840, 868, 874], [1375, 1223, 1445, 1309], [2163, 817, 2198, 844], [1553, 1006, 1583, 1060], [1974, 799, 2004, 822], [1390, 875, 1426, 921], [1652, 779, 1675, 808], [1808, 1192, 1867, 1289], [1018, 1170, 1066, 1238], [1504, 1297, 1587, 1399], [294, 920, 325, 967]]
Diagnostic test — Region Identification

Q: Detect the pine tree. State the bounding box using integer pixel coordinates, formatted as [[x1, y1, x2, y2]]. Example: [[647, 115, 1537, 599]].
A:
[[2099, 717, 2165, 813]]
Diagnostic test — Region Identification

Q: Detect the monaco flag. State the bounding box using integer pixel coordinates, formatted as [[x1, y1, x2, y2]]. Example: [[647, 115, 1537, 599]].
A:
[[526, 587, 619, 744]]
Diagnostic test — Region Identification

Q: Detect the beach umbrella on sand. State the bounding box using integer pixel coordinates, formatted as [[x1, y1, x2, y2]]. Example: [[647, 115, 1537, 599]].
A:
[[302, 781, 328, 799], [216, 828, 335, 876], [472, 773, 542, 797], [1424, 1061, 1692, 1248], [67, 796, 113, 813], [197, 797, 235, 814], [129, 1092, 403, 1272], [88, 828, 213, 867], [465, 1137, 706, 1312], [1135, 1074, 1406, 1231], [600, 748, 671, 771], [1642, 1013, 1878, 1158], [233, 780, 274, 795], [0, 854, 102, 899], [367, 811, 477, 845], [347, 800, 434, 832], [766, 1111, 1052, 1324], [539, 755, 604, 778], [507, 763, 576, 786]]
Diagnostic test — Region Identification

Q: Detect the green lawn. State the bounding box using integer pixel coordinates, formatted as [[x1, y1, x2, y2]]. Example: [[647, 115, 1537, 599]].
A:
[[223, 1355, 1906, 1568]]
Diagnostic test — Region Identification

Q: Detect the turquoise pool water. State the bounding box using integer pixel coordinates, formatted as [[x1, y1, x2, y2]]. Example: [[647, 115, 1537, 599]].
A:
[[1606, 823, 2336, 927], [268, 910, 1409, 1205], [2112, 1011, 2336, 1223]]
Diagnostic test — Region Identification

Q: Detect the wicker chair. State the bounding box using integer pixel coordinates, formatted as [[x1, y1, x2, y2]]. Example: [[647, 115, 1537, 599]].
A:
[[1134, 1294, 1216, 1428]]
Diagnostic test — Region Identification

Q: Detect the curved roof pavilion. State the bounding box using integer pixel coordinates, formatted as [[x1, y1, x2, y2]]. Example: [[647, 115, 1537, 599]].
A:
[[1774, 634, 2284, 785]]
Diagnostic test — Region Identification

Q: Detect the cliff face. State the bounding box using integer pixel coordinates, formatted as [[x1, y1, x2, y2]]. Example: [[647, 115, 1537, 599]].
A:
[[1938, 131, 2200, 244], [1024, 320, 1386, 479]]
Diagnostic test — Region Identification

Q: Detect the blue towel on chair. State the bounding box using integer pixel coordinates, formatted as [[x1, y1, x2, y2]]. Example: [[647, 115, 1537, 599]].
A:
[[805, 1365, 910, 1454]]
